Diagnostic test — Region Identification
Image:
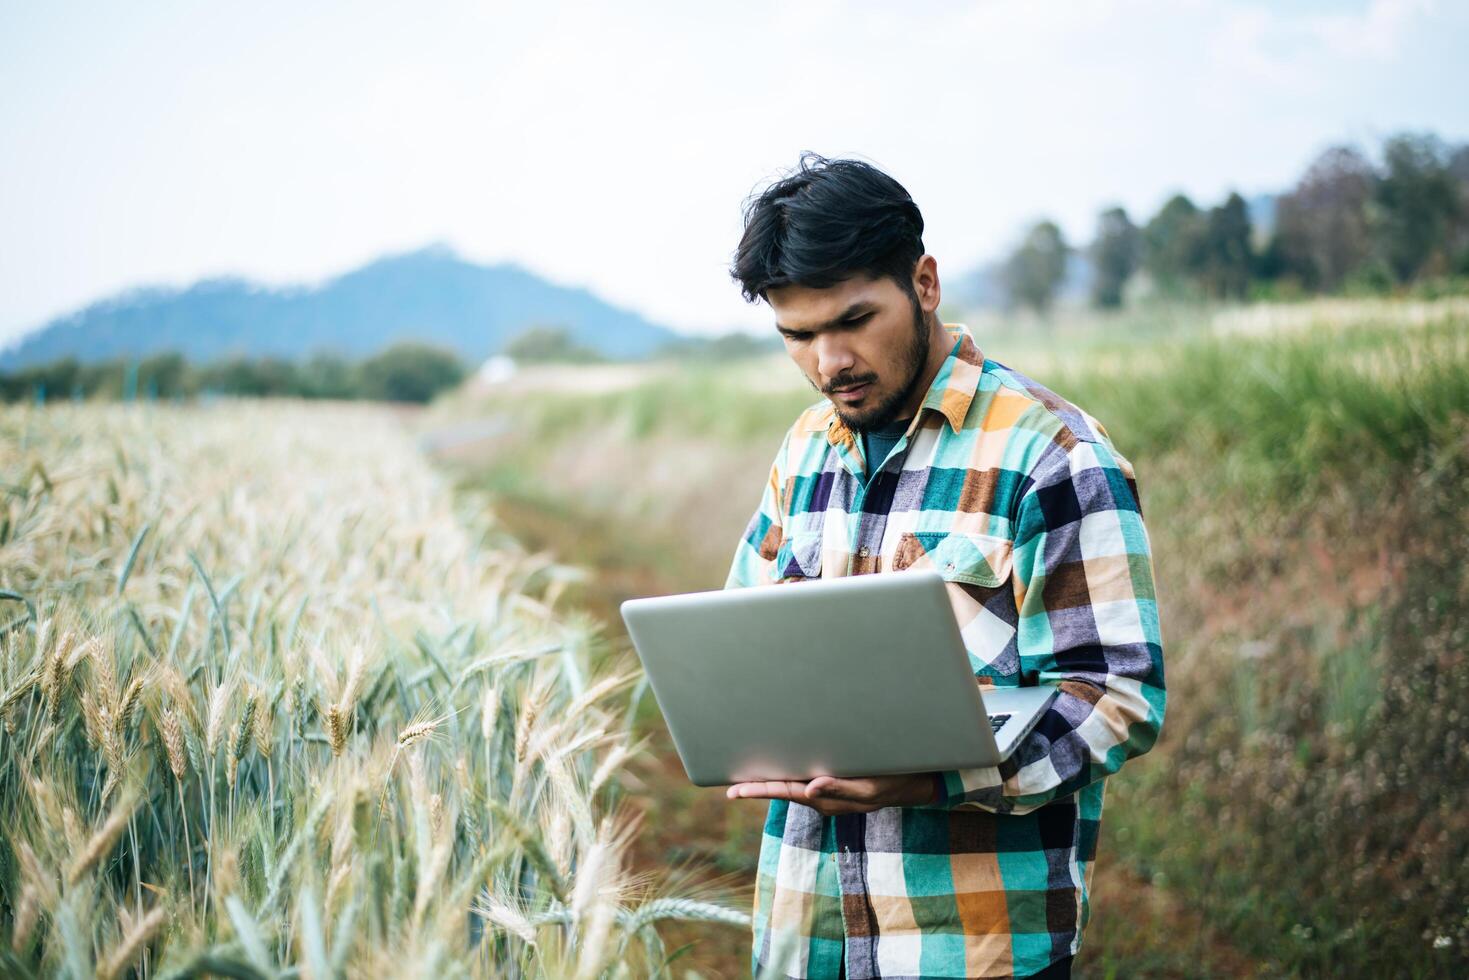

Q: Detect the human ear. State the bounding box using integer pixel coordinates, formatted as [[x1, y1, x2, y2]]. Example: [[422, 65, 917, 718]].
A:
[[912, 255, 941, 315]]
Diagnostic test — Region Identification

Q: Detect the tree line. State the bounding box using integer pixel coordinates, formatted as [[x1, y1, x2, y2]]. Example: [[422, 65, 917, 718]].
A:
[[1002, 130, 1469, 312], [0, 341, 467, 405], [0, 327, 784, 406]]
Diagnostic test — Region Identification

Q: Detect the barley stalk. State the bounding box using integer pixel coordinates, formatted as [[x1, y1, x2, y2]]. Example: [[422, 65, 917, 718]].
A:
[[480, 683, 499, 742], [10, 884, 39, 951], [589, 741, 642, 796], [396, 717, 439, 750], [564, 672, 635, 720], [43, 631, 72, 719], [67, 793, 138, 885], [90, 639, 117, 702], [232, 695, 256, 764], [514, 686, 545, 764], [119, 675, 144, 726], [474, 896, 538, 946], [161, 707, 187, 781], [96, 906, 166, 980], [251, 690, 272, 758], [205, 681, 230, 756], [324, 702, 349, 756]]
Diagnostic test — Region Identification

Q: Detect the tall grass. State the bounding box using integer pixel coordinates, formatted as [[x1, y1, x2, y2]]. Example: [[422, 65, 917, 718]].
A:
[[0, 400, 746, 979], [445, 304, 1469, 976], [1016, 313, 1469, 975], [1041, 318, 1469, 503]]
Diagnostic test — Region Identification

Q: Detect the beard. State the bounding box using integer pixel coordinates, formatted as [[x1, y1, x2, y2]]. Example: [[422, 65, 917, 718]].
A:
[[820, 294, 931, 433]]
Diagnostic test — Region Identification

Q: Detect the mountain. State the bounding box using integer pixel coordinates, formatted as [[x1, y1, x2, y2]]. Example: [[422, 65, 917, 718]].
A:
[[0, 245, 682, 368]]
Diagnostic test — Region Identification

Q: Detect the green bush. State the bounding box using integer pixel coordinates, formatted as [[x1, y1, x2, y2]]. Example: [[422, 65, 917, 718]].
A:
[[357, 342, 467, 403]]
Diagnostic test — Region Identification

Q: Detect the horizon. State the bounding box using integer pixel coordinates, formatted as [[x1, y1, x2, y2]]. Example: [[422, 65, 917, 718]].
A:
[[3, 0, 1467, 347]]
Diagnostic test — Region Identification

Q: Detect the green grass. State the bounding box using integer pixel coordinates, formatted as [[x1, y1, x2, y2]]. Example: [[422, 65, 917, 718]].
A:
[[1032, 318, 1469, 500]]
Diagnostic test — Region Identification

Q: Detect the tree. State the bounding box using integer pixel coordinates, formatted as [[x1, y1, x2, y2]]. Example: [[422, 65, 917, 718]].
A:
[[1002, 220, 1069, 314], [1447, 143, 1469, 273], [1089, 206, 1141, 309], [196, 356, 302, 397], [357, 342, 466, 403], [0, 357, 80, 403], [297, 351, 359, 399], [1374, 132, 1461, 282], [1271, 145, 1376, 291], [138, 352, 188, 398], [654, 332, 779, 361], [1142, 194, 1208, 294], [1200, 192, 1253, 300], [502, 325, 605, 364], [1450, 143, 1469, 184]]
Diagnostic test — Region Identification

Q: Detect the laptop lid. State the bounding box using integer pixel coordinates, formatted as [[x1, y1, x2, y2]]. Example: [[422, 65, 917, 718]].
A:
[[621, 571, 1048, 786]]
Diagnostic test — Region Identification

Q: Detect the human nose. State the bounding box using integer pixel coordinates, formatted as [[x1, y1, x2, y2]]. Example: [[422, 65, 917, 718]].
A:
[[813, 332, 856, 381]]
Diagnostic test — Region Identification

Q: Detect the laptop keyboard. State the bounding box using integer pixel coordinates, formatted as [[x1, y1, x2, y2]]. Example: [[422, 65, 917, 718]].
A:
[[988, 713, 1012, 734]]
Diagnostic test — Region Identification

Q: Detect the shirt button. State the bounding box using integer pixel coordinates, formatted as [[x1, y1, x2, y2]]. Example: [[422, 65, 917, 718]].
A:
[[858, 547, 870, 558]]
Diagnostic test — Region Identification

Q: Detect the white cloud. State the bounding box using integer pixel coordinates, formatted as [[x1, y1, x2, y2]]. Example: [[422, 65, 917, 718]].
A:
[[1307, 0, 1438, 60]]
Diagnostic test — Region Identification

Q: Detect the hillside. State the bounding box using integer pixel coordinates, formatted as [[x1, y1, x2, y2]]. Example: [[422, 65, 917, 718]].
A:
[[0, 245, 682, 368]]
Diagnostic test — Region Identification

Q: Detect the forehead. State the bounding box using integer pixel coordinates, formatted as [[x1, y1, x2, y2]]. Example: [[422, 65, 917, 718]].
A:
[[767, 275, 901, 330]]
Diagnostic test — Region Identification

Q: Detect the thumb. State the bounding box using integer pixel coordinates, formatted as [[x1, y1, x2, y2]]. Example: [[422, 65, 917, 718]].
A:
[[806, 777, 837, 798]]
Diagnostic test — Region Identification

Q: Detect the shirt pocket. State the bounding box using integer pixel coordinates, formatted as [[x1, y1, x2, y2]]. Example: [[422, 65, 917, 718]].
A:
[[891, 530, 1020, 681], [890, 530, 1012, 587], [774, 530, 824, 581]]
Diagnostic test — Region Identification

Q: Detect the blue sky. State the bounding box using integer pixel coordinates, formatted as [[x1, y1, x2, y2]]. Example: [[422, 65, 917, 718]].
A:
[[1, 0, 1466, 344]]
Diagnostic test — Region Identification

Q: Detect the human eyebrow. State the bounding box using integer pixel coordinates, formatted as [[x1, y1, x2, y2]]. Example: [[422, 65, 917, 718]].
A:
[[774, 302, 876, 338]]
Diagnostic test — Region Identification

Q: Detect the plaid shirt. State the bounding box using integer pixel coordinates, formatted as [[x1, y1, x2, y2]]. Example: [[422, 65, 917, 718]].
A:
[[724, 323, 1166, 978]]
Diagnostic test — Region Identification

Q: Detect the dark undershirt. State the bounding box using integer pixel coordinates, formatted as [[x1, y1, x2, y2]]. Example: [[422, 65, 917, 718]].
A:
[[860, 416, 913, 478]]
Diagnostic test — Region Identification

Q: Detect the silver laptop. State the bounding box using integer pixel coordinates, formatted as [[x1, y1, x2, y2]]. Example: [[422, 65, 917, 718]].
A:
[[620, 570, 1058, 787]]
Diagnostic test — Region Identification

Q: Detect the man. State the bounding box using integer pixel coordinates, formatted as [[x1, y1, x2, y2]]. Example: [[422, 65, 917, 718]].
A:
[[721, 155, 1166, 979]]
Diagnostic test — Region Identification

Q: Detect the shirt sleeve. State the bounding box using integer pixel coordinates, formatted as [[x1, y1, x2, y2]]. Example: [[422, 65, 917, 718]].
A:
[[724, 430, 791, 591], [920, 437, 1167, 815]]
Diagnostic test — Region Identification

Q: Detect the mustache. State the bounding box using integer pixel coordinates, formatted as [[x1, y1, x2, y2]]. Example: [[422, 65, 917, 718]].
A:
[[821, 372, 878, 395]]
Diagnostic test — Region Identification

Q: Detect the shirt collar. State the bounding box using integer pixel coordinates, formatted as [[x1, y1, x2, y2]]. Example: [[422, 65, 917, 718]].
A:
[[811, 322, 985, 447]]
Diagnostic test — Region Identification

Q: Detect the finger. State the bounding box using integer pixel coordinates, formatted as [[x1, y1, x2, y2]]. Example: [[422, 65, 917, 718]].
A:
[[728, 780, 809, 801]]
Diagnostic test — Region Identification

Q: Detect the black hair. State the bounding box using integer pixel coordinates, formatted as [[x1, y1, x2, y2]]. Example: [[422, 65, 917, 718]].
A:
[[730, 153, 926, 304]]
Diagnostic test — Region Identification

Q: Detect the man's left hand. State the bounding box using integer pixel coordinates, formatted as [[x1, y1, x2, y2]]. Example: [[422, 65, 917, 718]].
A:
[[725, 773, 937, 815]]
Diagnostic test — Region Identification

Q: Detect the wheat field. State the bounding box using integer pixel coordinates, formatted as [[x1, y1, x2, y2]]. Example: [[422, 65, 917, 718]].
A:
[[0, 400, 746, 979]]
